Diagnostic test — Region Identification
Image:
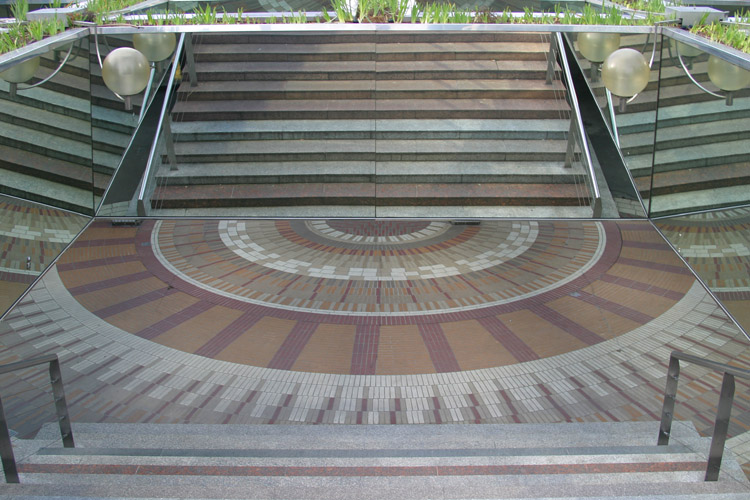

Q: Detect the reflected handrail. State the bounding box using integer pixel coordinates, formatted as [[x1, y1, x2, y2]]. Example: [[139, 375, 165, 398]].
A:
[[555, 32, 602, 218], [136, 33, 186, 217]]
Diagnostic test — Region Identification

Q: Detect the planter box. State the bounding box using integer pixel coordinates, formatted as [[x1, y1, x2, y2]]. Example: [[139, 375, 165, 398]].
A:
[[665, 6, 727, 28], [27, 7, 86, 28]]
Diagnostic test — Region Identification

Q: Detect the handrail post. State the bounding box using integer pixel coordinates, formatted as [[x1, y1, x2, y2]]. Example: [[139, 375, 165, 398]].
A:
[[657, 350, 750, 482], [706, 372, 735, 481], [564, 120, 576, 168], [185, 33, 198, 88], [49, 358, 74, 449], [545, 35, 557, 85], [658, 353, 680, 445], [0, 395, 20, 483], [0, 354, 75, 483]]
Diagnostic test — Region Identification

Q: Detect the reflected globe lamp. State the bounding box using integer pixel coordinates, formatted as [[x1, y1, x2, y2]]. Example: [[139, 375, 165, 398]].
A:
[[102, 47, 150, 110]]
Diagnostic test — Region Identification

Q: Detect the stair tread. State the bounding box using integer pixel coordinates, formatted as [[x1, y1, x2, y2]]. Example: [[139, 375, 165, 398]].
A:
[[177, 78, 565, 93], [171, 118, 570, 134], [172, 139, 568, 155], [160, 160, 578, 177], [196, 59, 549, 73], [152, 182, 586, 200], [173, 98, 569, 113]]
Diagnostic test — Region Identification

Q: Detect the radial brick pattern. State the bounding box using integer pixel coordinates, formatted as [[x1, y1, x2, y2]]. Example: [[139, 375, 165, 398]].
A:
[[47, 219, 695, 375]]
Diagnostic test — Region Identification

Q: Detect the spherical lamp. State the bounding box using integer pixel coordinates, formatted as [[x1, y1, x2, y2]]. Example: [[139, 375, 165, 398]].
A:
[[0, 56, 40, 84], [707, 55, 750, 92], [133, 33, 177, 63], [578, 33, 621, 63], [601, 48, 650, 98], [672, 40, 703, 59], [101, 47, 150, 110]]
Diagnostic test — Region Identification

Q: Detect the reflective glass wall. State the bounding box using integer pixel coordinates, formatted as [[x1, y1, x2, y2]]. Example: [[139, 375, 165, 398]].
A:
[[570, 29, 750, 219], [656, 207, 750, 333], [0, 195, 89, 316], [0, 34, 95, 215], [650, 36, 750, 217]]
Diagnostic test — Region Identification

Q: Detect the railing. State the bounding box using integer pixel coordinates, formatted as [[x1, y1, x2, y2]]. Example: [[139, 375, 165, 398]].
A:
[[658, 350, 750, 481], [136, 32, 193, 217], [548, 32, 603, 218], [0, 354, 74, 483]]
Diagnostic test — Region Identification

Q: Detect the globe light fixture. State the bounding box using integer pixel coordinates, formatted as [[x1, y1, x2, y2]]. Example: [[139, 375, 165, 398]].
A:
[[707, 55, 750, 105], [133, 33, 177, 63], [102, 47, 150, 111], [0, 56, 40, 97], [577, 33, 620, 81], [601, 48, 650, 111]]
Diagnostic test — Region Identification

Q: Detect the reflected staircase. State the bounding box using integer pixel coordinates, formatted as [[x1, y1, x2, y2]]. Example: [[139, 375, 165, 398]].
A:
[[150, 32, 595, 217], [0, 37, 141, 215], [575, 34, 750, 217]]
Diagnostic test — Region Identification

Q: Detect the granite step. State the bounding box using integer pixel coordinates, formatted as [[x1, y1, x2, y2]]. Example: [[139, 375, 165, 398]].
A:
[[192, 41, 551, 62], [193, 59, 550, 82], [170, 118, 570, 142], [159, 160, 583, 186], [170, 138, 569, 164], [175, 78, 566, 101], [1, 421, 747, 499], [171, 97, 569, 121], [150, 182, 590, 209], [0, 168, 95, 215]]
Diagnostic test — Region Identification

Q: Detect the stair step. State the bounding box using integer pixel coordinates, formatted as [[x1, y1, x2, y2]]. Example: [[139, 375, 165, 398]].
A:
[[150, 182, 588, 208], [176, 78, 565, 100], [194, 59, 550, 81], [193, 41, 551, 62], [171, 118, 569, 142], [1, 422, 746, 499], [159, 161, 582, 185], [648, 184, 750, 217], [172, 98, 569, 121], [0, 167, 95, 215], [636, 162, 750, 196]]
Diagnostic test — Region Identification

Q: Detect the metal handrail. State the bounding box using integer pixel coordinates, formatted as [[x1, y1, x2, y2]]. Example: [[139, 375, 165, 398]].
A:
[[136, 33, 188, 217], [0, 354, 74, 483], [553, 32, 603, 218], [658, 350, 750, 481]]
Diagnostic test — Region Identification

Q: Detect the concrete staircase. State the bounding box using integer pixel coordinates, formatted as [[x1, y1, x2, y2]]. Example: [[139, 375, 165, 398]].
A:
[[151, 32, 594, 217], [2, 421, 749, 498]]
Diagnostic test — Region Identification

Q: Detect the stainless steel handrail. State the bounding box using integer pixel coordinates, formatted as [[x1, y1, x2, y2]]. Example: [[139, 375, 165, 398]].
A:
[[554, 32, 603, 218], [658, 350, 750, 481], [136, 32, 187, 217], [0, 354, 74, 483]]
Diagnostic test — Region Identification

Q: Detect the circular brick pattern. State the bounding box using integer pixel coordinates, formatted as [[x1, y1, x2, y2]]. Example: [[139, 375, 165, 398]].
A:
[[153, 220, 605, 316], [320, 220, 441, 240]]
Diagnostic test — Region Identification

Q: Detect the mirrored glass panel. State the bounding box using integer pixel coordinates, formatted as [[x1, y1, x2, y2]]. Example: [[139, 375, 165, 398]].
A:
[[94, 32, 179, 216], [567, 30, 653, 218], [0, 194, 89, 317], [650, 38, 750, 217], [0, 34, 95, 215], [656, 206, 750, 334]]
